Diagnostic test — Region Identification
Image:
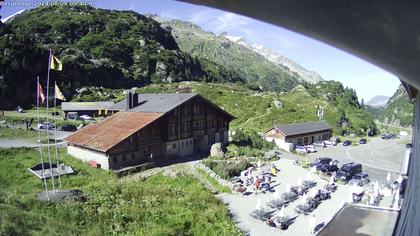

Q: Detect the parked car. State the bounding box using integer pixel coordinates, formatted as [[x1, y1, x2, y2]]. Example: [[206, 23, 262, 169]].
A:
[[348, 172, 370, 186], [381, 133, 397, 140], [331, 137, 341, 143], [79, 114, 93, 120], [313, 141, 326, 148], [16, 106, 23, 113], [324, 140, 336, 146], [335, 162, 363, 183], [318, 161, 339, 173], [359, 139, 367, 144], [406, 143, 413, 148], [61, 124, 77, 132], [304, 145, 317, 153], [295, 146, 308, 154], [343, 140, 352, 146], [310, 157, 333, 168], [37, 122, 55, 130]]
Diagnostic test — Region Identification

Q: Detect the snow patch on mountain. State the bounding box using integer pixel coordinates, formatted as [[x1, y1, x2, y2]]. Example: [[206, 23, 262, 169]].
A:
[[224, 34, 322, 84]]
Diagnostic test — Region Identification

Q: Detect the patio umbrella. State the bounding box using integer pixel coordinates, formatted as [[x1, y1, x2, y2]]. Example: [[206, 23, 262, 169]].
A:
[[256, 199, 262, 211], [273, 190, 280, 200], [301, 193, 307, 204], [397, 175, 403, 184], [329, 174, 335, 184], [309, 189, 316, 198], [309, 214, 316, 235], [393, 188, 400, 209], [278, 205, 285, 218]]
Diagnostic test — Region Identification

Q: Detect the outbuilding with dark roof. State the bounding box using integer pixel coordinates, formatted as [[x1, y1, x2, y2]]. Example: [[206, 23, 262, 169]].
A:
[[265, 120, 332, 147]]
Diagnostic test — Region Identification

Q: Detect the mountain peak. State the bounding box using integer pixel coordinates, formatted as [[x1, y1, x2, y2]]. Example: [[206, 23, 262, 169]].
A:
[[223, 34, 322, 84], [366, 95, 390, 107]]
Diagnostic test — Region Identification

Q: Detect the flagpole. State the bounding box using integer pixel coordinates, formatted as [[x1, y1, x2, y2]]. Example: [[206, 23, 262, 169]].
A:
[[53, 81, 62, 188], [37, 76, 49, 200], [45, 48, 56, 192]]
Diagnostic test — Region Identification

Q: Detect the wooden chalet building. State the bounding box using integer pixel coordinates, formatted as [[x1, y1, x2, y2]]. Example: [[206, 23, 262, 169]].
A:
[[64, 93, 234, 170]]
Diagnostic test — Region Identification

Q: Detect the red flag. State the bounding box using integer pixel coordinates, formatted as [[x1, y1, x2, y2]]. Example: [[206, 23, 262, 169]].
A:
[[37, 82, 46, 104]]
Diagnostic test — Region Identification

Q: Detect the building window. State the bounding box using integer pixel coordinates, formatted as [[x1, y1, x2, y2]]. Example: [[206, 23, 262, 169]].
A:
[[152, 128, 159, 137], [182, 122, 191, 132], [193, 105, 200, 115], [131, 153, 135, 159], [181, 141, 184, 148], [169, 124, 176, 136], [113, 157, 117, 163], [172, 143, 177, 149], [183, 105, 190, 116], [122, 155, 127, 162]]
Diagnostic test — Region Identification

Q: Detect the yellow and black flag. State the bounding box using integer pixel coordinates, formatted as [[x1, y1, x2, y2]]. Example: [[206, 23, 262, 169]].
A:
[[50, 54, 63, 71]]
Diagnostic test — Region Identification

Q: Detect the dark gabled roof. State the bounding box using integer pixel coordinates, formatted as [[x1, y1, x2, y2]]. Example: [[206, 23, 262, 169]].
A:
[[62, 102, 116, 111], [128, 93, 197, 113], [273, 120, 331, 136]]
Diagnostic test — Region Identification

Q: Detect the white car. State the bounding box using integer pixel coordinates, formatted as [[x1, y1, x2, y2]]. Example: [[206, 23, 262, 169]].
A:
[[79, 114, 93, 120], [324, 140, 336, 146], [295, 146, 308, 154], [304, 145, 317, 153]]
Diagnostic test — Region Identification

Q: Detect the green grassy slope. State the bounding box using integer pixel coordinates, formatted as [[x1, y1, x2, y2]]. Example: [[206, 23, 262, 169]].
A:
[[136, 82, 376, 135], [0, 148, 240, 235]]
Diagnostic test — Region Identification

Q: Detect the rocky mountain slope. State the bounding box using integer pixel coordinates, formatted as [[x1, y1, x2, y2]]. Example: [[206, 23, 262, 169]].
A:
[[225, 36, 322, 84], [156, 17, 310, 92], [366, 95, 389, 107], [379, 85, 414, 127]]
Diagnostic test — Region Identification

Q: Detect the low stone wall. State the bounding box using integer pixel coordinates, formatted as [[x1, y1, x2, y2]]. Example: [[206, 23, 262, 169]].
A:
[[194, 162, 234, 190]]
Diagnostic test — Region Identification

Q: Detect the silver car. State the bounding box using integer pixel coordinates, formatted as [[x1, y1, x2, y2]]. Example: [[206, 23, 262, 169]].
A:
[[348, 173, 370, 186]]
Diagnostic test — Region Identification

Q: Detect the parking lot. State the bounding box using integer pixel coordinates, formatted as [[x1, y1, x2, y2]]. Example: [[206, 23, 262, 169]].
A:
[[281, 136, 411, 182], [219, 158, 398, 236]]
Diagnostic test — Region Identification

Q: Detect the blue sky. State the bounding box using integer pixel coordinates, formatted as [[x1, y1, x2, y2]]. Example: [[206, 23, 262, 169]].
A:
[[0, 0, 401, 101]]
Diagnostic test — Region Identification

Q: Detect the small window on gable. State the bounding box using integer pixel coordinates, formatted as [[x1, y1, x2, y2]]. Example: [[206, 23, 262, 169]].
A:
[[172, 143, 177, 149], [122, 155, 127, 162]]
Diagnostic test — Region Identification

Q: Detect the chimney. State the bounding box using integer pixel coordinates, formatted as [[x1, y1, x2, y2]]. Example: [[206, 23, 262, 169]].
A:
[[132, 93, 139, 108], [126, 92, 133, 109], [126, 92, 139, 109]]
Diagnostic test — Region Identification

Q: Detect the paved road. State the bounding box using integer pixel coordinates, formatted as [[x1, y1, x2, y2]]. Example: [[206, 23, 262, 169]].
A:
[[280, 136, 411, 182], [0, 130, 72, 148]]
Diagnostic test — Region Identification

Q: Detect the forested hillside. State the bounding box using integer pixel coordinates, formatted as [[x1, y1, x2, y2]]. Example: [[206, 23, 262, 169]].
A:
[[0, 5, 243, 109], [373, 85, 414, 127]]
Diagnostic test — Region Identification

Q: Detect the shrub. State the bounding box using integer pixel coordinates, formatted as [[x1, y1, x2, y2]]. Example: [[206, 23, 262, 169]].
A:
[[203, 159, 252, 180]]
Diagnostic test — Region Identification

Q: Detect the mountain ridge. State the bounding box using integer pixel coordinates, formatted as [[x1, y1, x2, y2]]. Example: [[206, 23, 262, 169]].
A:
[[366, 95, 389, 107]]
